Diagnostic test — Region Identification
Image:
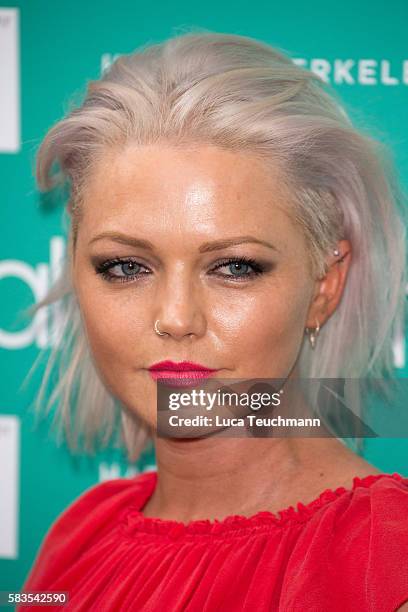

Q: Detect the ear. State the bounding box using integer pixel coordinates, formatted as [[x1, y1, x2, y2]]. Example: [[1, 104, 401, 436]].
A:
[[306, 239, 352, 329]]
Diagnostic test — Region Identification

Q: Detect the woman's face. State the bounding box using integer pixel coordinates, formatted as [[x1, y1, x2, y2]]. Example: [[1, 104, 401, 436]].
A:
[[72, 143, 347, 428]]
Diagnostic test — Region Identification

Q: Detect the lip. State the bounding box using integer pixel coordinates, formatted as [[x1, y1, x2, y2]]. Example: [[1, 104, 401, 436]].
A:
[[148, 360, 218, 388], [149, 360, 217, 372]]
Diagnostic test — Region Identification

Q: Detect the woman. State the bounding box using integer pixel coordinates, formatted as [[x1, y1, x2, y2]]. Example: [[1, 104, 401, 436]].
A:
[[19, 30, 408, 611]]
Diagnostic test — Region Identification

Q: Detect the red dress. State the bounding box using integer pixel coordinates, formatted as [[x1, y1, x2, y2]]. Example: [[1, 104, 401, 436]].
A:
[[18, 471, 408, 611]]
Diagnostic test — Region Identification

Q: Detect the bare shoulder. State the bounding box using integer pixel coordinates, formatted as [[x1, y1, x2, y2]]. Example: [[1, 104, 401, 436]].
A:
[[313, 441, 383, 492], [340, 453, 383, 480], [336, 439, 384, 476]]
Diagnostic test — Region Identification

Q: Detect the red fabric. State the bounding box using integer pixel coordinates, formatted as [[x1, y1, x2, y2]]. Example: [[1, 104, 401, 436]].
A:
[[18, 471, 408, 611]]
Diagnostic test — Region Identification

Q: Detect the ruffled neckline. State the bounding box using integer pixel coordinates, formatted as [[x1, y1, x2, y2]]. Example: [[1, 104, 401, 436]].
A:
[[122, 471, 408, 538]]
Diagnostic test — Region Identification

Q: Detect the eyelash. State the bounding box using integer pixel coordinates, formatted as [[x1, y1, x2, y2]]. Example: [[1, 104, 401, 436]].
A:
[[94, 256, 266, 284]]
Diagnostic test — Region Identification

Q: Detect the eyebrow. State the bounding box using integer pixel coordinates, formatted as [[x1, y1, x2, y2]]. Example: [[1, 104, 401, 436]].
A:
[[199, 236, 279, 253], [88, 231, 280, 253]]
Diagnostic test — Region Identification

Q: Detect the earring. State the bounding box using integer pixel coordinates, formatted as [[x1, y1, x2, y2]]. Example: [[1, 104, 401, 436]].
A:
[[333, 248, 348, 264], [305, 319, 320, 349]]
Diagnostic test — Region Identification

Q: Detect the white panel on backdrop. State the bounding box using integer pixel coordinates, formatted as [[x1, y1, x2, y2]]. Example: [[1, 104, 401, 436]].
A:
[[0, 415, 19, 559], [0, 8, 20, 153]]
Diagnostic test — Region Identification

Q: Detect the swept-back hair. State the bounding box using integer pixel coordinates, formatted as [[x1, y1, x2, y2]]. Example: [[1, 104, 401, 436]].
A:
[[22, 29, 408, 461]]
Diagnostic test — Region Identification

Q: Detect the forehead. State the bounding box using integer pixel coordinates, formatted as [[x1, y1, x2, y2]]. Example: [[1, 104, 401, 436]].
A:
[[79, 142, 299, 241]]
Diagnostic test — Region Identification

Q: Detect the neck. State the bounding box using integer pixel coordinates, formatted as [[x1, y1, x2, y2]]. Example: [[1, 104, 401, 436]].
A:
[[142, 434, 359, 523]]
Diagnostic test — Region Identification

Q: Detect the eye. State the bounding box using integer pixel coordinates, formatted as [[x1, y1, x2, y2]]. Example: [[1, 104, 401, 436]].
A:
[[209, 257, 266, 280], [94, 255, 269, 284], [94, 258, 150, 283], [226, 261, 252, 275]]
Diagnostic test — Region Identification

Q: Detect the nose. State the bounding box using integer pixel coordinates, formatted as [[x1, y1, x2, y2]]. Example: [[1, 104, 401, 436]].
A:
[[153, 269, 207, 340]]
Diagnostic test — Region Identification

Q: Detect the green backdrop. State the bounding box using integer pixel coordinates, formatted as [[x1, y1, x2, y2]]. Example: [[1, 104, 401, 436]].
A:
[[1, 0, 408, 598]]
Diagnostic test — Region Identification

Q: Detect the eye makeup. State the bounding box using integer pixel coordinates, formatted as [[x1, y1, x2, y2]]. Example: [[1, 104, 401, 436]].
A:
[[91, 254, 275, 284]]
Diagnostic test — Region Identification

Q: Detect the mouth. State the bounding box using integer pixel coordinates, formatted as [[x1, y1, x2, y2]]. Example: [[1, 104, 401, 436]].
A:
[[148, 360, 218, 388]]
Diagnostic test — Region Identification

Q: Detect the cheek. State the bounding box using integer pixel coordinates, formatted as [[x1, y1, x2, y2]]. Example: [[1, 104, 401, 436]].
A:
[[74, 281, 146, 382], [75, 289, 155, 422], [210, 282, 311, 375]]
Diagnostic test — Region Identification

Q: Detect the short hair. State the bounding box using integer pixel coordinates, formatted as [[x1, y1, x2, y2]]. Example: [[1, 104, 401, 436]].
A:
[[23, 29, 408, 462]]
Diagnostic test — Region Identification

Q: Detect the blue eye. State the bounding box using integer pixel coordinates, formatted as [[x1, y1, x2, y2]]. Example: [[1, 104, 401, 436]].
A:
[[211, 257, 265, 280], [95, 258, 150, 283], [94, 256, 267, 284], [228, 262, 251, 275], [120, 261, 142, 276]]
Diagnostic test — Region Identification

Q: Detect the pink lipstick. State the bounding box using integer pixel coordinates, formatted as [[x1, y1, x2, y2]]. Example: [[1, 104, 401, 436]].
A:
[[148, 360, 218, 388]]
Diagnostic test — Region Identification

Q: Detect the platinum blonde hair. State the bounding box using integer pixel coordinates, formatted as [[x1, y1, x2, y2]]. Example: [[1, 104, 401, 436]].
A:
[[23, 29, 408, 461]]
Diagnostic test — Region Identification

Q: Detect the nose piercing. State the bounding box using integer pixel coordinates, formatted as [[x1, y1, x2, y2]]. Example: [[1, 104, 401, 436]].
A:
[[154, 320, 168, 336]]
